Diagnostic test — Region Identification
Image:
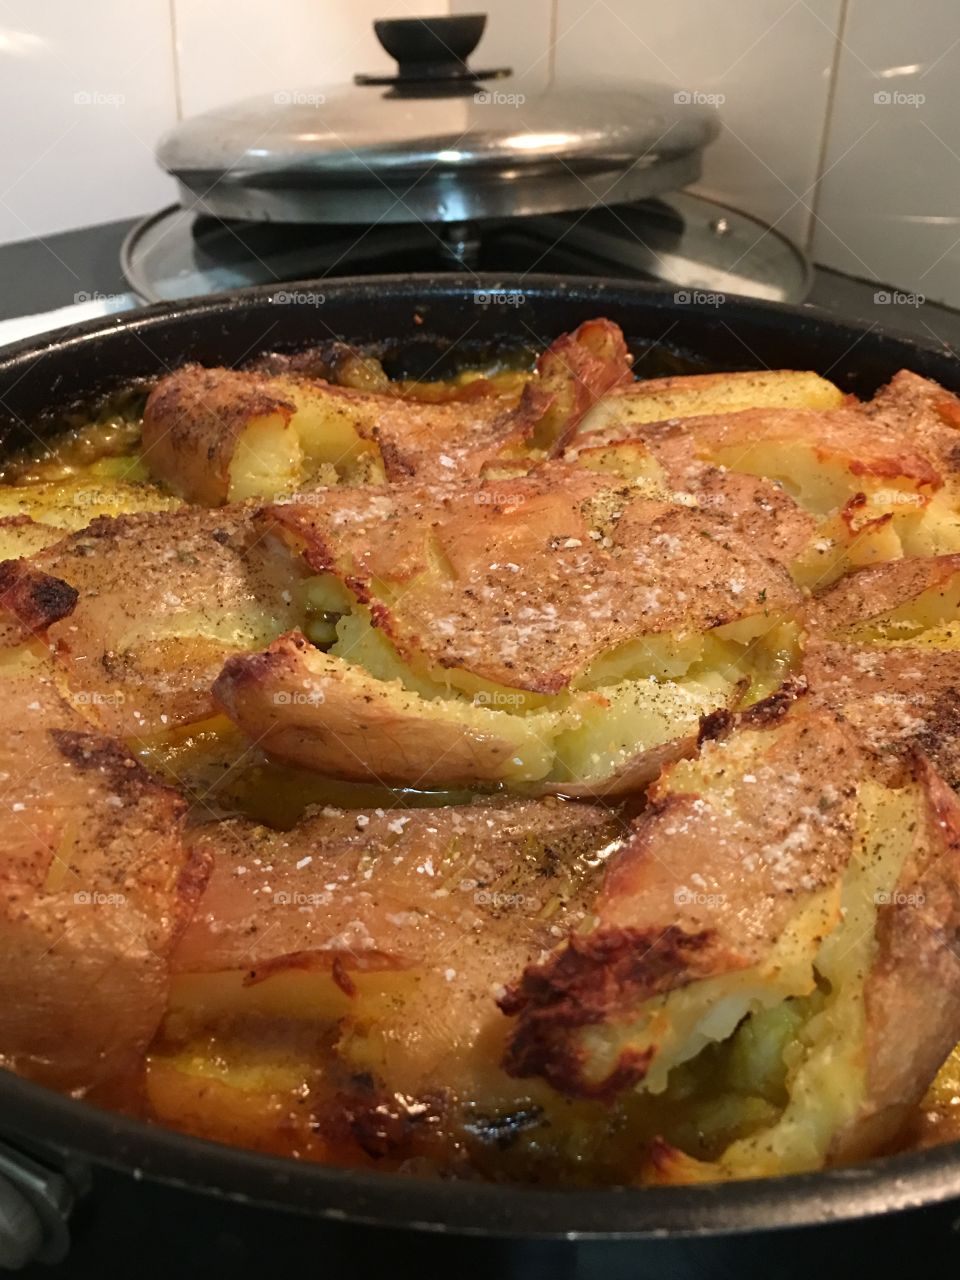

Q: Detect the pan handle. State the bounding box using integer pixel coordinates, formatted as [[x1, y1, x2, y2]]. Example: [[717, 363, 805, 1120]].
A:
[[0, 1140, 86, 1270]]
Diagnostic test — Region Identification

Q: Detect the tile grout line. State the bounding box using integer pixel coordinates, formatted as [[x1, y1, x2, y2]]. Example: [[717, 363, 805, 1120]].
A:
[[167, 0, 184, 122], [808, 0, 853, 255]]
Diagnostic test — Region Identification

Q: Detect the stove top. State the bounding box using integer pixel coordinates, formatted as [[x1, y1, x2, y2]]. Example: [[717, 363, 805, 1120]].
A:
[[120, 192, 809, 306], [0, 205, 957, 356]]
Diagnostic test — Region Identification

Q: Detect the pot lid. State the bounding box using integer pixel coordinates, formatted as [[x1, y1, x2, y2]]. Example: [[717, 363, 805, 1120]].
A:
[[157, 13, 720, 225]]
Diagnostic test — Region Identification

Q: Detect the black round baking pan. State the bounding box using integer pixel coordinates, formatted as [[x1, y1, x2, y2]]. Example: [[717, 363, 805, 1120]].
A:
[[1, 274, 959, 1277]]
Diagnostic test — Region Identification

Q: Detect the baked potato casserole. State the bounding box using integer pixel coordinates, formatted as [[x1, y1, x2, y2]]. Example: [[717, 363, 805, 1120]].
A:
[[4, 316, 960, 1186]]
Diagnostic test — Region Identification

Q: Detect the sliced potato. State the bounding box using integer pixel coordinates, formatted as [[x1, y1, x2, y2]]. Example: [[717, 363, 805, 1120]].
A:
[[160, 797, 622, 1167], [35, 506, 308, 736], [0, 669, 205, 1094], [0, 474, 182, 529], [577, 369, 844, 436], [213, 629, 747, 790], [0, 515, 65, 560], [646, 757, 960, 1180], [500, 699, 860, 1099], [259, 466, 800, 693], [213, 466, 801, 789], [803, 554, 960, 786]]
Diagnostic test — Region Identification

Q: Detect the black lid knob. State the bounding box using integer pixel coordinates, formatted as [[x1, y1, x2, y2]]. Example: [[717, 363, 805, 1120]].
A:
[[372, 14, 486, 82]]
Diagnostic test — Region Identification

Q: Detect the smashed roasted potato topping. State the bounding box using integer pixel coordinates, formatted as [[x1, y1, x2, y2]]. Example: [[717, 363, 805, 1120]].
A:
[[3, 317, 960, 1187]]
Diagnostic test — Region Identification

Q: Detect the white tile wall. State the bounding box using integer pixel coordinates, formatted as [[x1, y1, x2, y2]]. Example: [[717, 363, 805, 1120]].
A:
[[450, 0, 554, 92], [0, 0, 179, 244], [0, 0, 450, 247], [173, 0, 451, 118], [551, 0, 844, 247], [810, 0, 960, 309]]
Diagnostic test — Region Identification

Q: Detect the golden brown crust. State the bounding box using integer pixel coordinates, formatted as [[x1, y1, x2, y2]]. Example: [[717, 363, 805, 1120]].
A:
[[501, 706, 861, 1098], [35, 506, 306, 735], [142, 364, 298, 505], [0, 671, 205, 1092], [830, 755, 960, 1161], [261, 465, 801, 693]]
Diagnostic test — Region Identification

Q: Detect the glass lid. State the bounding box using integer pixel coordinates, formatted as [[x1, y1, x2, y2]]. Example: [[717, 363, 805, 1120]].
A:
[[157, 14, 720, 225]]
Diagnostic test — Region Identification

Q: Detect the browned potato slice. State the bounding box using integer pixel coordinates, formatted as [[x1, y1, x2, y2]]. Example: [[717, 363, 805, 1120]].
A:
[[500, 696, 860, 1100], [142, 366, 306, 505], [213, 465, 800, 789], [501, 691, 960, 1180], [829, 756, 960, 1163], [0, 515, 65, 560], [515, 316, 633, 453], [803, 554, 960, 786], [34, 506, 308, 736], [624, 406, 940, 514], [140, 320, 633, 504], [646, 756, 960, 1180], [159, 797, 622, 1167], [864, 368, 960, 474], [0, 475, 182, 529], [577, 369, 844, 436], [0, 669, 206, 1094], [260, 467, 799, 693]]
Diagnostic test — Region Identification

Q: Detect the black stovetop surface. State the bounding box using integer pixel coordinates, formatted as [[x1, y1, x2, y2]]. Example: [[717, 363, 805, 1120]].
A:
[[1, 215, 958, 351]]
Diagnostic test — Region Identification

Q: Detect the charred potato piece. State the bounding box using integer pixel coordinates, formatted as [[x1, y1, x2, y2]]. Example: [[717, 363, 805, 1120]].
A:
[[502, 693, 960, 1180], [500, 696, 861, 1100], [0, 559, 77, 648]]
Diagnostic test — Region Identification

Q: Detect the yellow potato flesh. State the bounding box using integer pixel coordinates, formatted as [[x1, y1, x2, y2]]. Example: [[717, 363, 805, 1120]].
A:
[[578, 371, 844, 435]]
